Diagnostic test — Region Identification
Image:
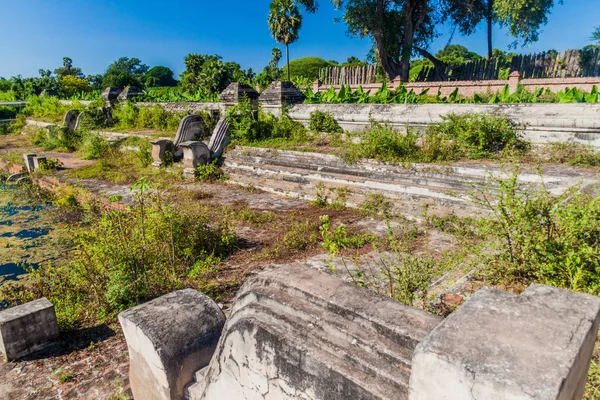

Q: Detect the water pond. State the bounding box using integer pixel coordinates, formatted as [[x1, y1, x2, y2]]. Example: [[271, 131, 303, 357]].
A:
[[0, 182, 57, 283]]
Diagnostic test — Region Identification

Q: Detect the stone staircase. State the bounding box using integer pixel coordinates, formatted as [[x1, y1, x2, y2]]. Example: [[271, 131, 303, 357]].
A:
[[223, 146, 598, 218]]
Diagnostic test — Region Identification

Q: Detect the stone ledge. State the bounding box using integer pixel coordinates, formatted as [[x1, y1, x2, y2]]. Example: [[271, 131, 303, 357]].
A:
[[410, 284, 600, 400]]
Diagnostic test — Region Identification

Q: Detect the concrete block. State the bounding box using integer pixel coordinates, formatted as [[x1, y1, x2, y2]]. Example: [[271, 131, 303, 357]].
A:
[[409, 285, 600, 400], [0, 298, 59, 361], [190, 263, 442, 400], [23, 153, 36, 173], [119, 289, 225, 400]]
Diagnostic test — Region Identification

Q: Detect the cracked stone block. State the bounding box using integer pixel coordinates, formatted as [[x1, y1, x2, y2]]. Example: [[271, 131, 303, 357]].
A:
[[0, 298, 59, 361], [188, 263, 442, 400], [409, 285, 600, 400], [119, 289, 225, 400]]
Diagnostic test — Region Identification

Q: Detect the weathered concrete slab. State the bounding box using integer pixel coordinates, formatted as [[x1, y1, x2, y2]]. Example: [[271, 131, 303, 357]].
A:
[[118, 289, 225, 400], [409, 285, 600, 400], [188, 263, 442, 399], [288, 103, 600, 147], [0, 298, 59, 361], [223, 146, 600, 218]]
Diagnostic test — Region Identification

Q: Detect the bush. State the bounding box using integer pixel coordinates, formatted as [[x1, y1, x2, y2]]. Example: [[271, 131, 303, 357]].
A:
[[308, 110, 342, 133], [422, 113, 528, 161], [196, 160, 227, 182], [0, 179, 238, 329], [358, 123, 419, 161], [112, 102, 186, 133], [475, 171, 600, 294]]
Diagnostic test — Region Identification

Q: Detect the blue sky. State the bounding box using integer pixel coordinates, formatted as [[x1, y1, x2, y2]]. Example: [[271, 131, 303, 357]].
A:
[[1, 0, 598, 79]]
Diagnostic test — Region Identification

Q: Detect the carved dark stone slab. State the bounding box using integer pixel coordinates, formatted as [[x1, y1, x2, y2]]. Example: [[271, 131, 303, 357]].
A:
[[117, 86, 144, 102], [101, 87, 122, 102], [63, 110, 81, 130], [173, 115, 209, 160], [219, 82, 259, 105], [258, 81, 305, 106], [207, 117, 231, 161]]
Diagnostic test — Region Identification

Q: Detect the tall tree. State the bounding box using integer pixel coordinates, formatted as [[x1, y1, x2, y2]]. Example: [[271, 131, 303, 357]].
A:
[[54, 57, 84, 78], [102, 57, 149, 88], [144, 66, 178, 87], [268, 0, 303, 81], [299, 0, 559, 81], [592, 26, 600, 45]]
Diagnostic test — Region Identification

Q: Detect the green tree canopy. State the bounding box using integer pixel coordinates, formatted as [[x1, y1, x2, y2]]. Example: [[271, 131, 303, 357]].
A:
[[341, 56, 367, 67], [54, 57, 84, 79], [144, 66, 178, 87], [180, 53, 252, 95], [102, 57, 149, 88], [592, 26, 600, 45], [268, 0, 303, 81], [281, 56, 337, 81], [299, 0, 560, 81]]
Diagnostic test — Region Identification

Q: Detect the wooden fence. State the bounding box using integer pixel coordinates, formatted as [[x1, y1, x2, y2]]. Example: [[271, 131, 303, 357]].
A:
[[318, 49, 600, 85], [319, 65, 379, 86]]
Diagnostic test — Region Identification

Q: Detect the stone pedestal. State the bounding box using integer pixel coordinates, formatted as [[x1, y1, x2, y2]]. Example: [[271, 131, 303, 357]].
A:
[[150, 139, 174, 168], [119, 289, 225, 400], [117, 86, 144, 102], [409, 285, 600, 400], [180, 141, 210, 170], [258, 81, 305, 116], [219, 82, 259, 110], [0, 298, 59, 361]]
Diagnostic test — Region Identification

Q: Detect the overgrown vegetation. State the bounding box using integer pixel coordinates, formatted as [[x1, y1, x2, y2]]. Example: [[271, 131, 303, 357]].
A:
[[303, 83, 600, 105], [0, 179, 237, 329]]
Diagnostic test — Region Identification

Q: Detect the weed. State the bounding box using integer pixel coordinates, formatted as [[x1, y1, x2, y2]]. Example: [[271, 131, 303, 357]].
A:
[[196, 161, 227, 182], [283, 219, 320, 251], [310, 182, 329, 208], [308, 110, 342, 133], [319, 215, 375, 257], [359, 193, 393, 218]]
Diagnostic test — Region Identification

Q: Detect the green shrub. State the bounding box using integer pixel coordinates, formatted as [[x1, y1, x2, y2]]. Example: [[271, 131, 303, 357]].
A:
[[38, 158, 63, 171], [422, 113, 528, 161], [308, 110, 342, 133], [475, 171, 600, 294], [0, 179, 238, 329], [358, 123, 419, 161], [196, 160, 227, 182], [32, 126, 83, 152], [80, 133, 109, 160]]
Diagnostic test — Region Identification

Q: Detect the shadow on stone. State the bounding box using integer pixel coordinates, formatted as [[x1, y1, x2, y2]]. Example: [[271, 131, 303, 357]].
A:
[[16, 323, 115, 362]]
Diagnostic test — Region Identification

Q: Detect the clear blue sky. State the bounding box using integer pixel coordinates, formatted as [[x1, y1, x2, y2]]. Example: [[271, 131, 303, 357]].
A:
[[1, 0, 598, 79]]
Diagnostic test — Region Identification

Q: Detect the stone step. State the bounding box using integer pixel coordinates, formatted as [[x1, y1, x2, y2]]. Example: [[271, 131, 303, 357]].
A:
[[223, 146, 600, 218]]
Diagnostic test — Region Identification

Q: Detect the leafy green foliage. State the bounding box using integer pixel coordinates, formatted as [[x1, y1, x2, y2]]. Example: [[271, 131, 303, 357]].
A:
[[139, 86, 218, 102], [111, 102, 187, 133], [102, 57, 149, 88], [308, 110, 342, 133], [282, 57, 336, 82], [180, 53, 253, 95], [144, 66, 178, 87], [196, 161, 227, 182], [0, 180, 237, 329], [475, 171, 600, 295], [421, 112, 528, 161]]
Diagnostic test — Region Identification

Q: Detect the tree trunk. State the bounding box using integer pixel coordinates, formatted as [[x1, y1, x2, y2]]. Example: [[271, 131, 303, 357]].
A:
[[414, 47, 449, 81], [372, 0, 401, 81], [286, 43, 290, 82], [487, 0, 494, 58], [399, 0, 428, 82]]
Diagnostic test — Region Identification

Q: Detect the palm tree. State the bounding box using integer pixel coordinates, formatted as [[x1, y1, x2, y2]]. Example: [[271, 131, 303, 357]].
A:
[[268, 0, 302, 82]]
